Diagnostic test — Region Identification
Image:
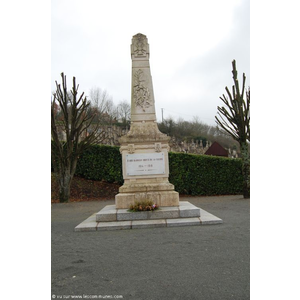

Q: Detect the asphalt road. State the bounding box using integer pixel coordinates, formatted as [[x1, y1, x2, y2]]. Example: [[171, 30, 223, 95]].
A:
[[51, 195, 250, 300]]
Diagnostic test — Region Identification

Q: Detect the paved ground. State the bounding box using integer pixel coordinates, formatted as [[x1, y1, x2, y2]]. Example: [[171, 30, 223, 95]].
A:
[[51, 195, 250, 300]]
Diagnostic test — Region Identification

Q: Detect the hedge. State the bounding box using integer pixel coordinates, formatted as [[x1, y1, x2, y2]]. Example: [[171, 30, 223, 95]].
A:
[[53, 144, 243, 195], [168, 152, 243, 195], [75, 145, 123, 184]]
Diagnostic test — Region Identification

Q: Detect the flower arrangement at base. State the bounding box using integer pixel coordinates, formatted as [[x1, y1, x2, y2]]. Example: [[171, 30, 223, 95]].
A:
[[129, 200, 159, 212]]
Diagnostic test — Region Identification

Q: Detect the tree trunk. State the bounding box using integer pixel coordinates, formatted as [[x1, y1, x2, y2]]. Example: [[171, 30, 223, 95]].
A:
[[240, 142, 250, 198], [58, 171, 72, 203]]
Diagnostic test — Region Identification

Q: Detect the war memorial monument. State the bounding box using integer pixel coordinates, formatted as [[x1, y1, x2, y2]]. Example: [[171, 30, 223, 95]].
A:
[[75, 34, 222, 231]]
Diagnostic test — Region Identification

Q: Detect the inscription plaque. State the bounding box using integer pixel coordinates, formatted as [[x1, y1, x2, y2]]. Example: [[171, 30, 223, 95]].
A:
[[126, 153, 165, 176]]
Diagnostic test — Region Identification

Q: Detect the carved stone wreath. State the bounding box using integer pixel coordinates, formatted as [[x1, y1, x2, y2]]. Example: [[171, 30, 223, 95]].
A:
[[133, 69, 151, 111], [133, 33, 147, 56]]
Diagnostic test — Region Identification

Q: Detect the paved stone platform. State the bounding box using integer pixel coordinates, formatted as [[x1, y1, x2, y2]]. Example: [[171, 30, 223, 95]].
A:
[[96, 201, 200, 222], [74, 201, 223, 232]]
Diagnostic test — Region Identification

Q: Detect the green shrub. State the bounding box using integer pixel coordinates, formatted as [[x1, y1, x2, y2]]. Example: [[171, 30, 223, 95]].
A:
[[75, 145, 123, 184], [169, 152, 243, 195]]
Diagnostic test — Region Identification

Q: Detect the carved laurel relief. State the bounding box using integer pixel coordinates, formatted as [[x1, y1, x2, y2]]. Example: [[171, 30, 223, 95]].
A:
[[133, 69, 151, 112]]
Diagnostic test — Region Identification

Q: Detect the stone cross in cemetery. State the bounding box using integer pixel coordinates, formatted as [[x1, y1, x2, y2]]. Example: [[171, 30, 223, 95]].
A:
[[115, 33, 180, 209]]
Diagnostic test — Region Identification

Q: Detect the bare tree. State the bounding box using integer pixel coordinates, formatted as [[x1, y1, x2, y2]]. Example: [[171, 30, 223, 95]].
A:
[[117, 100, 131, 130], [105, 98, 118, 124], [215, 60, 250, 198], [89, 88, 111, 113], [51, 73, 106, 203], [89, 87, 118, 125]]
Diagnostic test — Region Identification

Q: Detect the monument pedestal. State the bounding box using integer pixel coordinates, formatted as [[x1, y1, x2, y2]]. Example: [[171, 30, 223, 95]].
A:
[[116, 190, 179, 209], [115, 135, 179, 208], [74, 201, 223, 232], [115, 149, 179, 208]]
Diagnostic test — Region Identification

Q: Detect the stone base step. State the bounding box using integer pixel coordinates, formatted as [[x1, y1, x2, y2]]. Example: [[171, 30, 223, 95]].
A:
[[96, 201, 200, 222], [74, 205, 223, 232]]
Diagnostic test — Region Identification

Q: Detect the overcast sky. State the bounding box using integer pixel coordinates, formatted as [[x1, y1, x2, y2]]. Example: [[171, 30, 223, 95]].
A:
[[51, 0, 250, 126]]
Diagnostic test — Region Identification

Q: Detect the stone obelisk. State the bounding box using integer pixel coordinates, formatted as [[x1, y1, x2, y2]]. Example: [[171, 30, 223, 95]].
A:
[[115, 33, 179, 209]]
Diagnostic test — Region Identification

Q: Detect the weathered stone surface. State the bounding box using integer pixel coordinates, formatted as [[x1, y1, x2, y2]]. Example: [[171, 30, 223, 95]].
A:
[[132, 219, 166, 229], [119, 181, 174, 193], [119, 122, 168, 144], [97, 202, 200, 222], [199, 209, 223, 224], [114, 33, 179, 209], [117, 209, 148, 221], [97, 221, 132, 231], [74, 202, 223, 231], [115, 193, 136, 209], [179, 201, 200, 218], [166, 218, 201, 227], [158, 191, 179, 207], [95, 205, 117, 222], [117, 206, 179, 221], [116, 187, 179, 209], [147, 206, 179, 220], [74, 214, 97, 232]]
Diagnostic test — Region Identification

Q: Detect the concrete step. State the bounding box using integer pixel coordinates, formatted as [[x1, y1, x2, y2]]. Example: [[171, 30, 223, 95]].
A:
[[75, 206, 223, 232], [95, 201, 200, 222]]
